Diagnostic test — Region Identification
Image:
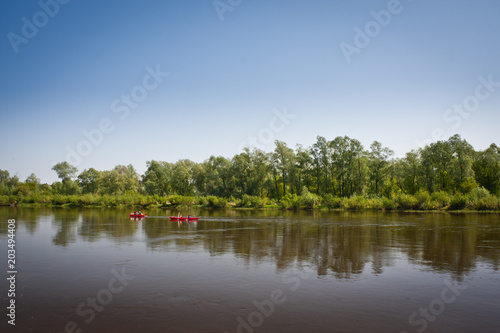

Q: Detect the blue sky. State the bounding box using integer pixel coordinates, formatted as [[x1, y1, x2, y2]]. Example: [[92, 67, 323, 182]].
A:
[[1, 0, 499, 183]]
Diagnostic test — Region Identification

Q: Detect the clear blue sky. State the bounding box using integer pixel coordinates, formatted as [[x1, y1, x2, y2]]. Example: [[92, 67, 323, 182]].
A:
[[1, 0, 499, 183]]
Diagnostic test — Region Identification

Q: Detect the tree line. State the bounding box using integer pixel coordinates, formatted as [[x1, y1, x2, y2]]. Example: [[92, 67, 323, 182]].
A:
[[1, 134, 499, 209]]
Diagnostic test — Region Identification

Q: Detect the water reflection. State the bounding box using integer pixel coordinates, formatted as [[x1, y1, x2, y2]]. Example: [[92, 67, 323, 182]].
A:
[[78, 209, 139, 241], [1, 207, 499, 279], [52, 209, 80, 246]]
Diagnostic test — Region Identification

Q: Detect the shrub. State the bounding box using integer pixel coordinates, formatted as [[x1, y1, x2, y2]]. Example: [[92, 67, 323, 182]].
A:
[[239, 194, 253, 207], [367, 197, 384, 210], [430, 191, 451, 208], [24, 193, 42, 204], [251, 196, 268, 208], [299, 187, 321, 209], [168, 195, 195, 206], [68, 195, 80, 207], [51, 194, 69, 206], [196, 196, 208, 205], [468, 187, 490, 201], [395, 193, 418, 210], [322, 194, 335, 206], [422, 199, 441, 210], [466, 187, 498, 210], [322, 194, 346, 208], [415, 190, 431, 209], [77, 193, 98, 206], [280, 193, 300, 209], [381, 197, 395, 210], [346, 195, 367, 210], [233, 195, 267, 208], [449, 194, 469, 210], [102, 195, 120, 207], [206, 196, 227, 208], [471, 196, 499, 210], [139, 196, 154, 206], [0, 195, 10, 206]]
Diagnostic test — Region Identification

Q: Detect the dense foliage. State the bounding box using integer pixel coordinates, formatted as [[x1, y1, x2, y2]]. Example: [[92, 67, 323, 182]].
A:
[[1, 134, 499, 210]]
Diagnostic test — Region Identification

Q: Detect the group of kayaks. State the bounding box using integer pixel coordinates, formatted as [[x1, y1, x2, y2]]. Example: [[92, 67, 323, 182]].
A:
[[129, 213, 147, 218], [129, 212, 199, 221], [169, 216, 199, 221]]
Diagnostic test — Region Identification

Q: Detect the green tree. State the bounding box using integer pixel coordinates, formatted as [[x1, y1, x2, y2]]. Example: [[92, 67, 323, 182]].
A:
[[193, 156, 232, 197], [349, 139, 368, 196], [329, 136, 348, 196], [142, 160, 173, 196], [448, 134, 475, 190], [114, 164, 140, 193], [52, 162, 79, 195], [231, 151, 251, 197], [0, 170, 9, 184], [97, 165, 138, 195], [368, 141, 394, 195], [0, 170, 9, 195], [100, 170, 121, 195], [52, 162, 78, 181], [271, 140, 296, 198], [473, 143, 500, 195], [310, 136, 331, 195], [400, 150, 420, 194], [419, 140, 454, 193], [294, 145, 313, 195], [171, 160, 195, 196], [24, 173, 40, 191], [0, 170, 19, 195], [78, 168, 102, 194], [248, 148, 271, 197], [419, 146, 436, 193], [329, 136, 365, 197]]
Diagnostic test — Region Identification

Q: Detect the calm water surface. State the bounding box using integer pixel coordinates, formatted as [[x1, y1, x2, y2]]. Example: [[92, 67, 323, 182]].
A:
[[0, 208, 499, 333]]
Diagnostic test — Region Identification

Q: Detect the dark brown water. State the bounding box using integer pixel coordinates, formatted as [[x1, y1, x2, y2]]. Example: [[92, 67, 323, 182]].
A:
[[0, 207, 499, 333]]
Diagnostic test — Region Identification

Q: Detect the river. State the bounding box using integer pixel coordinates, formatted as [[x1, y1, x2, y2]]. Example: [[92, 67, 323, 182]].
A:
[[0, 207, 499, 332]]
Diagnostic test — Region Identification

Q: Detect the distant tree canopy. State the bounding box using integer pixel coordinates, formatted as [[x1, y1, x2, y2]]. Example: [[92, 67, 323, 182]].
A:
[[52, 162, 78, 181], [1, 134, 499, 201], [77, 164, 140, 195]]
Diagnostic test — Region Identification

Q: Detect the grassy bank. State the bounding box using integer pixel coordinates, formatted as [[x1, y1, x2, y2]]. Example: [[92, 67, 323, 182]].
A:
[[1, 188, 499, 212]]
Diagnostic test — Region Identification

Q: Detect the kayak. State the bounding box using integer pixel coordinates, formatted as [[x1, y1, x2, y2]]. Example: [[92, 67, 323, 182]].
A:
[[129, 213, 147, 218], [169, 216, 199, 221]]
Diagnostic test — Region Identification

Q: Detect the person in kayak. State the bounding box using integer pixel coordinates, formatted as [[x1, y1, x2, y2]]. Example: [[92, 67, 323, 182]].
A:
[[178, 211, 182, 218]]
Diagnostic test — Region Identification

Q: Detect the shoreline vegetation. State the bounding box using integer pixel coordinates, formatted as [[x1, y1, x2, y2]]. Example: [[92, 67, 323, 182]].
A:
[[1, 134, 499, 212], [1, 191, 499, 212]]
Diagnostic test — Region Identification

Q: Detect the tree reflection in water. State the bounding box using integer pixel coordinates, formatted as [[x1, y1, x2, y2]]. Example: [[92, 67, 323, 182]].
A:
[[1, 208, 498, 279]]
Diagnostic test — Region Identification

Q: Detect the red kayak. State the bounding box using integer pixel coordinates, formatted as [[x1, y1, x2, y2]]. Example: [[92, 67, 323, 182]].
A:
[[129, 213, 147, 218], [169, 216, 199, 221]]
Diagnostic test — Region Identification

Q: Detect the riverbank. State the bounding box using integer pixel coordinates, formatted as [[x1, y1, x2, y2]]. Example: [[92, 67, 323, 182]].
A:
[[1, 190, 499, 212]]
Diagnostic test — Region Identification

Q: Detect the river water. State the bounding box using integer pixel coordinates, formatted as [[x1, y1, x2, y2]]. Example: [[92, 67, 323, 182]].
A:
[[0, 207, 499, 333]]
